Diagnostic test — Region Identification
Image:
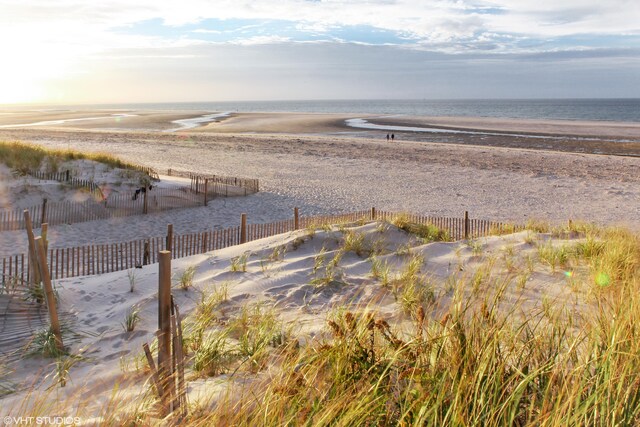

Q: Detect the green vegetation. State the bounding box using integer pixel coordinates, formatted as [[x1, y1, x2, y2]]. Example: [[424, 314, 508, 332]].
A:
[[29, 327, 67, 358], [192, 330, 232, 377], [9, 220, 640, 426], [179, 265, 197, 290], [310, 250, 344, 289], [122, 306, 141, 332], [230, 253, 249, 273], [127, 269, 136, 293], [179, 224, 640, 426], [342, 230, 368, 256], [0, 141, 146, 175], [390, 213, 451, 242]]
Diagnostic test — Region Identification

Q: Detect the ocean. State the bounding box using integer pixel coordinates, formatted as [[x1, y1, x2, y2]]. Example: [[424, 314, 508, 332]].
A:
[[84, 99, 640, 123]]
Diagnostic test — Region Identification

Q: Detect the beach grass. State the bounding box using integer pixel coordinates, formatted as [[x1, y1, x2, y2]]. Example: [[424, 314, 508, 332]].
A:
[[0, 140, 144, 174], [5, 220, 640, 425], [178, 223, 640, 426]]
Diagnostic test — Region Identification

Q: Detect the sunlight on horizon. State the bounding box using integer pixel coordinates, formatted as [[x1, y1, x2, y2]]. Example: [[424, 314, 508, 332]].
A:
[[0, 40, 75, 104]]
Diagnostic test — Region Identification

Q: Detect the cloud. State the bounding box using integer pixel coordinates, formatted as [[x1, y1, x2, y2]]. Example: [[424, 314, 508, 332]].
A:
[[46, 42, 640, 104], [2, 0, 639, 54], [2, 0, 639, 103]]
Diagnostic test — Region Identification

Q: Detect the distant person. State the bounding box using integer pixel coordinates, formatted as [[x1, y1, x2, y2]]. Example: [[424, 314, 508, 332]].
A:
[[391, 133, 395, 141], [386, 133, 390, 141]]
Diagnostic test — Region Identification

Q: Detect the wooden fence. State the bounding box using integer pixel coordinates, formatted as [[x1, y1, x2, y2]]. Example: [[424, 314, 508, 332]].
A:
[[0, 188, 208, 231], [30, 169, 105, 200], [131, 165, 160, 181], [0, 167, 258, 231], [166, 169, 260, 196], [0, 209, 523, 285]]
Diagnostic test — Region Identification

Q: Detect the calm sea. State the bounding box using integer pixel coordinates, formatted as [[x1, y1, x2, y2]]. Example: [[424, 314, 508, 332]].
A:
[[83, 99, 640, 123]]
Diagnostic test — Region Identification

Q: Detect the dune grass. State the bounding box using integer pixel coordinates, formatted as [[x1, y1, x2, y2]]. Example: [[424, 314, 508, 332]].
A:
[[5, 221, 640, 425], [389, 212, 451, 242], [177, 223, 640, 426], [0, 140, 144, 175]]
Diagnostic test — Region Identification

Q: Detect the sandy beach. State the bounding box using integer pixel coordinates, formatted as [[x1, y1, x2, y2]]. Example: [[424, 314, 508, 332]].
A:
[[1, 109, 639, 424], [0, 110, 638, 258]]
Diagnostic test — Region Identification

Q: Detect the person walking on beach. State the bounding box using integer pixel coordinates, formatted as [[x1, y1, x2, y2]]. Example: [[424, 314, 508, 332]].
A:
[[391, 133, 395, 141], [386, 133, 390, 141]]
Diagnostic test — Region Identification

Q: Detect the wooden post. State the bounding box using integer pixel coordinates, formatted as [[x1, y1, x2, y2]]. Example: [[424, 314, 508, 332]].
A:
[[35, 237, 64, 353], [143, 241, 150, 265], [201, 233, 208, 253], [173, 300, 186, 417], [42, 223, 49, 253], [170, 297, 183, 412], [371, 207, 376, 220], [464, 211, 470, 240], [143, 188, 149, 214], [204, 179, 208, 206], [166, 224, 173, 253], [65, 170, 70, 182], [23, 211, 42, 289], [240, 213, 247, 244], [143, 342, 164, 399], [41, 198, 48, 226], [294, 207, 299, 230], [158, 251, 174, 411]]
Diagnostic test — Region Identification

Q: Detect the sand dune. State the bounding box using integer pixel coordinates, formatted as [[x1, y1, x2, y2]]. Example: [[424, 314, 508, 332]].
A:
[[0, 220, 593, 420]]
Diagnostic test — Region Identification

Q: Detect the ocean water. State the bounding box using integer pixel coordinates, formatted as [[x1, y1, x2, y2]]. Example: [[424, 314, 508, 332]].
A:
[[86, 99, 640, 123]]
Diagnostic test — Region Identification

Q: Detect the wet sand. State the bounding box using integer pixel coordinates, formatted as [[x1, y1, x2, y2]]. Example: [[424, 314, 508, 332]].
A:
[[2, 109, 639, 156]]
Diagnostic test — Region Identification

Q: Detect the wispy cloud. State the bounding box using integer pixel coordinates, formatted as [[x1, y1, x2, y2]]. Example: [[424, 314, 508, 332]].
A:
[[1, 0, 639, 103], [3, 0, 639, 53]]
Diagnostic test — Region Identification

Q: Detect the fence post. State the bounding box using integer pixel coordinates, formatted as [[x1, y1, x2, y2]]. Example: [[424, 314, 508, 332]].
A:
[[294, 207, 299, 230], [42, 223, 49, 253], [23, 210, 42, 291], [464, 211, 470, 240], [166, 224, 173, 253], [34, 236, 64, 354], [143, 188, 149, 214], [371, 207, 376, 221], [168, 168, 172, 176], [65, 170, 70, 182], [158, 251, 174, 413], [240, 213, 247, 244], [41, 198, 48, 226], [144, 241, 150, 265], [201, 233, 208, 253], [204, 179, 208, 207]]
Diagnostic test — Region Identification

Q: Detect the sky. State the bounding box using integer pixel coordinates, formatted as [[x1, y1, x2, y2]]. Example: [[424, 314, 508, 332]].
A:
[[1, 0, 640, 104]]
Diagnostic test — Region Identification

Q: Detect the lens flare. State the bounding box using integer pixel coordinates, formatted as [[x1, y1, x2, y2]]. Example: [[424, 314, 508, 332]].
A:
[[595, 272, 611, 287]]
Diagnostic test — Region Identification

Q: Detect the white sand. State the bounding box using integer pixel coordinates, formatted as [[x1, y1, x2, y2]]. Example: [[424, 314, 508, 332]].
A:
[[0, 125, 637, 258]]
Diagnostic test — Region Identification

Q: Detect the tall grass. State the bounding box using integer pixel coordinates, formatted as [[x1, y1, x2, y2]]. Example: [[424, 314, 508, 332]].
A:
[[7, 223, 640, 425], [389, 213, 451, 242], [183, 224, 640, 426], [0, 141, 143, 174]]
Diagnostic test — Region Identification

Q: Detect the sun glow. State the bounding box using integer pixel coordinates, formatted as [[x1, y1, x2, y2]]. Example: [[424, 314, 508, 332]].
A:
[[0, 37, 73, 104]]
